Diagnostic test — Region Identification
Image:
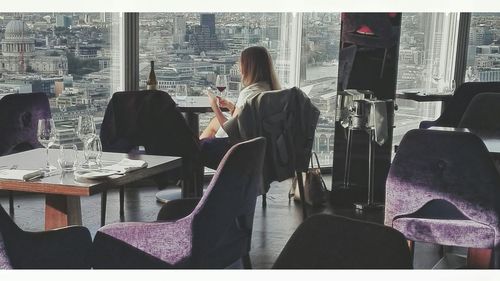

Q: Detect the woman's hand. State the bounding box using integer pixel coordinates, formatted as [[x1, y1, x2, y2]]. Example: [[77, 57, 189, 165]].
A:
[[217, 97, 235, 113], [206, 90, 219, 110]]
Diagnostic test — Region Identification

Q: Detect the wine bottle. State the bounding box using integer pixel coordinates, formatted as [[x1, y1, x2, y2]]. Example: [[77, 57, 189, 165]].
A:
[[146, 61, 158, 90]]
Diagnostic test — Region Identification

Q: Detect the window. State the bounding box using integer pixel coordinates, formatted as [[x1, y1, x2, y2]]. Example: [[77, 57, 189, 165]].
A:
[[393, 13, 460, 145], [139, 13, 293, 135], [465, 13, 500, 82], [299, 13, 341, 166], [0, 13, 122, 147]]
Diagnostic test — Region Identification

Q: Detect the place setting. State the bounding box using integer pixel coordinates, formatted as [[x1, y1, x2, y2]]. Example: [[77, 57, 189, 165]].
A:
[[0, 116, 149, 183]]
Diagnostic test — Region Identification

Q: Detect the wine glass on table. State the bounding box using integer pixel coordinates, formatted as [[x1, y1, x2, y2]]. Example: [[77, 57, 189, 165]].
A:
[[77, 115, 97, 169], [216, 75, 228, 98], [37, 118, 57, 175], [176, 84, 187, 101]]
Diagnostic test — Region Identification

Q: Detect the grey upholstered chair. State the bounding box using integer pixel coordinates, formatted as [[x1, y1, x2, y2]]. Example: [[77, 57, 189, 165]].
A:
[[222, 87, 320, 218], [0, 93, 51, 216], [385, 129, 500, 268], [273, 214, 412, 269], [458, 92, 500, 130], [99, 90, 201, 226], [91, 137, 266, 269], [419, 82, 500, 129], [0, 204, 92, 269]]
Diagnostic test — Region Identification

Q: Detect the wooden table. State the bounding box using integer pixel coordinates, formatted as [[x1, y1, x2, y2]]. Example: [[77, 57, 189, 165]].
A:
[[0, 148, 182, 230], [429, 126, 500, 156]]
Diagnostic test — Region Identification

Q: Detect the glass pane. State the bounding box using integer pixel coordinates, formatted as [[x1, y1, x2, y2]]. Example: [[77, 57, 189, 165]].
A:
[[393, 13, 459, 146], [299, 13, 341, 166], [465, 13, 500, 82], [139, 13, 292, 135], [0, 13, 122, 148]]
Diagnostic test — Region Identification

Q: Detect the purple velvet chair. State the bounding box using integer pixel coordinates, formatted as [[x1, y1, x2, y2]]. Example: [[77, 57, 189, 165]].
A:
[[385, 129, 500, 268], [0, 204, 92, 269], [419, 82, 500, 129], [99, 90, 201, 226], [273, 214, 412, 269], [0, 93, 51, 215], [458, 92, 500, 130], [91, 137, 266, 269]]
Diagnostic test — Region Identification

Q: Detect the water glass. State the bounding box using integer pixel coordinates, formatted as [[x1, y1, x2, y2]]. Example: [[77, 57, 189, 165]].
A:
[[77, 115, 96, 143], [82, 134, 102, 170], [58, 144, 78, 172], [176, 84, 187, 101]]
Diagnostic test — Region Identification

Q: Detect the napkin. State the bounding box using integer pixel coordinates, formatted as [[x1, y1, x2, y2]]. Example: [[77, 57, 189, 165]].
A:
[[368, 100, 389, 146], [0, 169, 44, 181], [102, 159, 148, 174]]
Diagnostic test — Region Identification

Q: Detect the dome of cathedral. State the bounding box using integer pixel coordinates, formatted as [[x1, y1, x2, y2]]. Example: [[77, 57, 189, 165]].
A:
[[5, 20, 32, 39]]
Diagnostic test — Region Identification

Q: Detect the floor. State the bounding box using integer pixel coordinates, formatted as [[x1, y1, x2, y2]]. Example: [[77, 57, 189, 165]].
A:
[[0, 175, 464, 269]]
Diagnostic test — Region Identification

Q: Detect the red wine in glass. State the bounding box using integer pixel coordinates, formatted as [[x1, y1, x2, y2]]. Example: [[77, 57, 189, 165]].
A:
[[216, 75, 228, 97]]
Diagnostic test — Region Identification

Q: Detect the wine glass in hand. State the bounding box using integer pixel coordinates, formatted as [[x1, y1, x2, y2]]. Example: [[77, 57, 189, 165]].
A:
[[215, 75, 228, 98], [37, 118, 57, 174]]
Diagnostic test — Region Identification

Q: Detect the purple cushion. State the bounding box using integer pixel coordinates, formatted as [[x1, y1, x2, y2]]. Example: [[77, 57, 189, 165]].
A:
[[393, 217, 495, 249], [98, 215, 194, 266]]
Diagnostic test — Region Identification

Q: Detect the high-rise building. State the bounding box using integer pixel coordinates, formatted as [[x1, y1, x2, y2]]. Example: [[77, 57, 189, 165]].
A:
[[200, 13, 215, 36], [55, 15, 72, 28], [189, 13, 222, 52], [173, 15, 186, 45]]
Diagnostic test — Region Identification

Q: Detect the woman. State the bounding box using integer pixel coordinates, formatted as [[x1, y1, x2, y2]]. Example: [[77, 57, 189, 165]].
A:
[[200, 46, 281, 168]]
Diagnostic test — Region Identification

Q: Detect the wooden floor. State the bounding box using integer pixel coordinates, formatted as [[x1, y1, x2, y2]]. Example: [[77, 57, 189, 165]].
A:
[[0, 175, 464, 269]]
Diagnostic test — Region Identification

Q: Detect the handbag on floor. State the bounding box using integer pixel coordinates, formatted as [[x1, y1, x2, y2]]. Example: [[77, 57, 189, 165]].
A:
[[289, 152, 327, 206]]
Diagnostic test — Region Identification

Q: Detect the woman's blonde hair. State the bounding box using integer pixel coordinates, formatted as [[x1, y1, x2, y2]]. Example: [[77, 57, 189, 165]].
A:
[[239, 46, 281, 90]]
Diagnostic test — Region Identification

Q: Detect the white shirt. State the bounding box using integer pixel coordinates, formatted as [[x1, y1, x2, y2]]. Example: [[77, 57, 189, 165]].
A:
[[215, 81, 271, 138]]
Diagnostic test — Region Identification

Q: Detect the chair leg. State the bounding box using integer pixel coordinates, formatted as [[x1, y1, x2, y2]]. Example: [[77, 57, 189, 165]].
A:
[[8, 191, 14, 216], [467, 248, 492, 269], [119, 187, 125, 220], [242, 254, 252, 269], [100, 191, 107, 227], [295, 171, 307, 219], [407, 240, 415, 266], [262, 194, 266, 208]]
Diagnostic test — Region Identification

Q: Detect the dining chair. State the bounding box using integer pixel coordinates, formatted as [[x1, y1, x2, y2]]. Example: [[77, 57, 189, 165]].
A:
[[458, 92, 500, 130], [222, 87, 320, 219], [273, 214, 412, 269], [0, 92, 51, 216], [91, 137, 266, 269], [385, 129, 500, 268], [419, 82, 500, 129], [0, 203, 92, 269], [99, 90, 200, 226]]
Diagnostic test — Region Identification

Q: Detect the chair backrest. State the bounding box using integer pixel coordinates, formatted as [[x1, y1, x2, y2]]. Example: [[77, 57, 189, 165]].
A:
[[224, 87, 319, 188], [100, 90, 199, 157], [0, 93, 51, 156], [385, 129, 500, 228], [420, 82, 500, 129], [458, 92, 500, 130], [272, 214, 412, 269], [189, 137, 266, 268]]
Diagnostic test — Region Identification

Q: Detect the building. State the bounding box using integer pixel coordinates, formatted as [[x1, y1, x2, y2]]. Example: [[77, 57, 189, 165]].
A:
[[0, 19, 68, 75], [173, 15, 186, 45], [55, 15, 72, 28]]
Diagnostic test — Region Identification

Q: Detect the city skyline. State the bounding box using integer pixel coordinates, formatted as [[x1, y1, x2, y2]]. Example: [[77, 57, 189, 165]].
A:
[[0, 12, 499, 163]]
